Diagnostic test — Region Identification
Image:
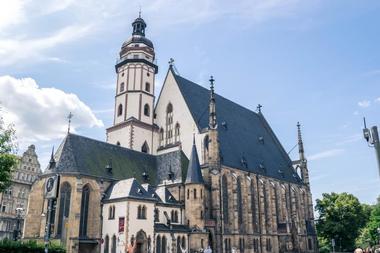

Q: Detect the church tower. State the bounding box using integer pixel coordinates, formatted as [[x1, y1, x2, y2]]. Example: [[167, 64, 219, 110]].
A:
[[106, 14, 158, 153], [185, 136, 206, 229]]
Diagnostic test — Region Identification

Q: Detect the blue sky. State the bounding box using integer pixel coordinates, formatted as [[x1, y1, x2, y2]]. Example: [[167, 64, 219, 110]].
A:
[[0, 0, 379, 205]]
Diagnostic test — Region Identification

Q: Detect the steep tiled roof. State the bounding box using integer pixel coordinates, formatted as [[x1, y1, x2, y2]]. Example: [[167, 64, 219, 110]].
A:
[[172, 69, 301, 184], [47, 133, 157, 184]]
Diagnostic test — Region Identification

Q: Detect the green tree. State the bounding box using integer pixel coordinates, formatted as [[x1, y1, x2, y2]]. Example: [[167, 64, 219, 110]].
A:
[[356, 201, 380, 248], [316, 192, 369, 252], [0, 113, 18, 192]]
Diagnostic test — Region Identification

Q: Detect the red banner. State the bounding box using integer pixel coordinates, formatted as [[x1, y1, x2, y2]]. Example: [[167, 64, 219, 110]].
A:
[[119, 217, 125, 233]]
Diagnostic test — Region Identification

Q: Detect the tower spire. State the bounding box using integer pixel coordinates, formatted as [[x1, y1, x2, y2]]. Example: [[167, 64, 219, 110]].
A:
[[49, 146, 56, 170], [209, 76, 217, 129], [297, 122, 305, 161]]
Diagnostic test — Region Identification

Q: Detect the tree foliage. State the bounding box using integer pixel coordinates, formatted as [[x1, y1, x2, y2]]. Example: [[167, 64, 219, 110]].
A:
[[356, 201, 380, 248], [0, 112, 18, 192], [316, 192, 369, 252]]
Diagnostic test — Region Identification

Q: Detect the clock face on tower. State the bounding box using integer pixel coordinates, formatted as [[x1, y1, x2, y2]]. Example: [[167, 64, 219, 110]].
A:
[[46, 178, 54, 192]]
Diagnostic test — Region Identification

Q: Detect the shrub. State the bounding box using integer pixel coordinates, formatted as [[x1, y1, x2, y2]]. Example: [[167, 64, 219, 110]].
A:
[[0, 239, 65, 253]]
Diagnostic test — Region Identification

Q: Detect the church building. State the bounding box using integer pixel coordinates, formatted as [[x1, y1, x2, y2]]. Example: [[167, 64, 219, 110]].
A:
[[23, 14, 318, 253]]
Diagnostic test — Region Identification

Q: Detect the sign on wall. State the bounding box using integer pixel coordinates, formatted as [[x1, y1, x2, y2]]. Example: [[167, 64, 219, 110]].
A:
[[44, 174, 59, 199], [119, 217, 125, 233]]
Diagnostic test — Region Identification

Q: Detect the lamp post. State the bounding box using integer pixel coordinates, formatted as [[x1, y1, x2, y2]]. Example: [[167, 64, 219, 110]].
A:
[[377, 227, 380, 246], [363, 118, 380, 176], [13, 207, 23, 241]]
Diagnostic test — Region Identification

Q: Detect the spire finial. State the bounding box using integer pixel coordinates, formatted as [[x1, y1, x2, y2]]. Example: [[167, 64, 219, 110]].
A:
[[297, 121, 305, 160], [257, 104, 262, 113], [168, 58, 174, 66], [139, 5, 142, 18], [209, 75, 215, 96], [67, 112, 73, 133]]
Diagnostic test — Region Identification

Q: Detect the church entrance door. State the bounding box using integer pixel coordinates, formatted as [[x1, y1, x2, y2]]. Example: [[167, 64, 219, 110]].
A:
[[135, 230, 147, 253]]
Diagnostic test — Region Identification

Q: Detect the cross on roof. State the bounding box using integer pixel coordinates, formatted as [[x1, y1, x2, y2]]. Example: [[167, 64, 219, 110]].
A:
[[168, 58, 174, 66], [67, 112, 73, 133], [257, 104, 262, 113]]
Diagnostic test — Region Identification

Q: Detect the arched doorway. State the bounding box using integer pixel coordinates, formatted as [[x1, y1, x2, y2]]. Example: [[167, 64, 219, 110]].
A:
[[135, 230, 147, 253]]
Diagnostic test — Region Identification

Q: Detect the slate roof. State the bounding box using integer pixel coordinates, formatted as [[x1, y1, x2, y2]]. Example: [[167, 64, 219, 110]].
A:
[[104, 178, 157, 201], [155, 186, 180, 205], [47, 133, 157, 184], [185, 138, 204, 184], [172, 69, 302, 184]]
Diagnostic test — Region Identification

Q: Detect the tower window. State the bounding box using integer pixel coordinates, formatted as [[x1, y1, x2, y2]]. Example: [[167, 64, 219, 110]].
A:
[[147, 72, 150, 77], [133, 54, 139, 59], [144, 104, 150, 116], [166, 103, 174, 144], [174, 123, 180, 142], [141, 142, 149, 153], [121, 72, 124, 77], [120, 82, 125, 92], [159, 128, 164, 147], [194, 189, 197, 199], [117, 104, 123, 116], [145, 82, 150, 92]]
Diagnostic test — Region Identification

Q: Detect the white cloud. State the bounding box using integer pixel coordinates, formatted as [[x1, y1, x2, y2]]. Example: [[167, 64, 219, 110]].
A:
[[308, 148, 344, 161], [0, 0, 26, 32], [375, 97, 380, 103], [0, 24, 92, 66], [0, 0, 316, 67], [358, 100, 371, 108], [0, 75, 103, 144]]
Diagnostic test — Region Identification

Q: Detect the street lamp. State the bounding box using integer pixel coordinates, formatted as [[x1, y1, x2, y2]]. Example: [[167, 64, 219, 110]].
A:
[[13, 207, 24, 241], [363, 117, 380, 176], [377, 227, 380, 246]]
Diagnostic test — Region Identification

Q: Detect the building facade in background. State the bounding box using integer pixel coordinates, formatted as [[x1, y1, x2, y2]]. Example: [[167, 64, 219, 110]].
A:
[[0, 144, 41, 239], [23, 15, 318, 253]]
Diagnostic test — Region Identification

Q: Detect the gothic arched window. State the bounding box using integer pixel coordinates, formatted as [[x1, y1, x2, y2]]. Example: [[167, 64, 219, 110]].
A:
[[222, 175, 229, 227], [177, 236, 181, 253], [251, 180, 258, 232], [144, 104, 150, 117], [141, 142, 149, 154], [159, 128, 164, 147], [104, 235, 110, 253], [174, 123, 180, 142], [166, 103, 173, 144], [57, 182, 71, 237], [162, 236, 167, 253], [111, 235, 116, 253], [156, 235, 161, 253], [237, 177, 243, 228], [79, 184, 90, 237], [203, 135, 209, 162], [117, 104, 123, 116]]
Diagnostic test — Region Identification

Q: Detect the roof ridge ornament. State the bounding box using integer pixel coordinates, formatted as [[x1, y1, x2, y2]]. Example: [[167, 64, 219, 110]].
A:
[[257, 104, 262, 113], [297, 122, 305, 161], [209, 75, 217, 129], [67, 112, 73, 134]]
